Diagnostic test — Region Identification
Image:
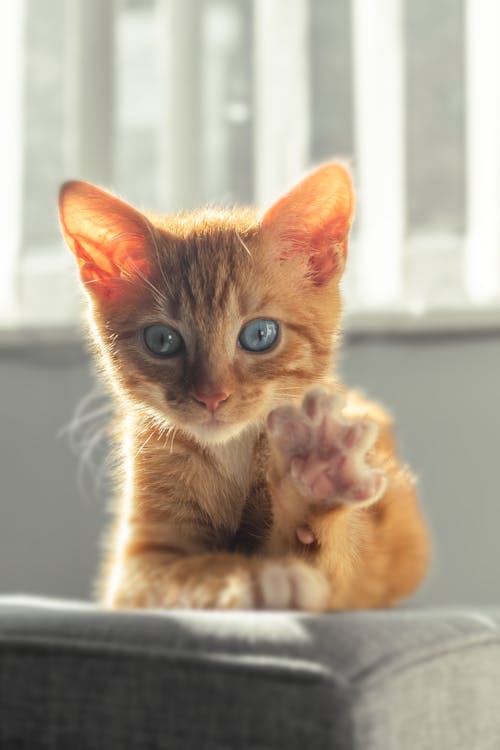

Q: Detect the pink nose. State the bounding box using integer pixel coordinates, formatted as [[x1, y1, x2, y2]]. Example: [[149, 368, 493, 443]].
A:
[[192, 390, 230, 414]]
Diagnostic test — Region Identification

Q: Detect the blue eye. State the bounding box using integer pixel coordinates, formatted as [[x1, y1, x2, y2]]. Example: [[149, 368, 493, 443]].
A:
[[143, 324, 184, 357], [239, 319, 279, 352]]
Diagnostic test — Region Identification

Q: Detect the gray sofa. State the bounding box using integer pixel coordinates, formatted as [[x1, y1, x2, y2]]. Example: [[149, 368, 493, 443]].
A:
[[1, 596, 499, 749]]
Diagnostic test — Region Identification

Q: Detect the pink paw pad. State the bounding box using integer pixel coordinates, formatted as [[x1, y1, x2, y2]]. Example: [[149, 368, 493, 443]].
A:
[[268, 389, 387, 510]]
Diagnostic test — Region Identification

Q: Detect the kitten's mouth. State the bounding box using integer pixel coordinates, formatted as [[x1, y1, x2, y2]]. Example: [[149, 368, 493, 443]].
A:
[[203, 415, 227, 429], [188, 413, 247, 444]]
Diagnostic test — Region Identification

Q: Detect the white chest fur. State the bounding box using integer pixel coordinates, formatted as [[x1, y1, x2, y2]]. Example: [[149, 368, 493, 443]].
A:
[[209, 424, 260, 499]]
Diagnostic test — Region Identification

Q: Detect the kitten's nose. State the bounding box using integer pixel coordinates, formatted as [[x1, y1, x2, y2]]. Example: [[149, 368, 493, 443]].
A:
[[192, 390, 230, 414]]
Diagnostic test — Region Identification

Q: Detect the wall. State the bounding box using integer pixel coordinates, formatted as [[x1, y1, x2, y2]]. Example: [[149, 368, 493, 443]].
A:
[[1, 333, 499, 606], [340, 333, 500, 607]]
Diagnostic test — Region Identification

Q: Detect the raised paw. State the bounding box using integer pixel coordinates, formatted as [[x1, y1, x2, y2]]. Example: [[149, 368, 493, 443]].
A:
[[267, 389, 387, 510]]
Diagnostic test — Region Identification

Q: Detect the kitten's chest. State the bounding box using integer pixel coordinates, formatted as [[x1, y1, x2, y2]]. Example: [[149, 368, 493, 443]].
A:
[[210, 427, 260, 499], [211, 428, 272, 554]]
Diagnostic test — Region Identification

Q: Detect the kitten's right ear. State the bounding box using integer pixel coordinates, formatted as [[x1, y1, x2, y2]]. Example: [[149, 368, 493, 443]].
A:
[[58, 180, 156, 301]]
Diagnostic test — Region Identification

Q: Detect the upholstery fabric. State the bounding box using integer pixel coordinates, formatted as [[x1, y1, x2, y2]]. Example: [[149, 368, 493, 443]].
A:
[[1, 596, 499, 749]]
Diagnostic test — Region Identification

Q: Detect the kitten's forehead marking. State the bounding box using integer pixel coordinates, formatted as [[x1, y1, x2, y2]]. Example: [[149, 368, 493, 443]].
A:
[[162, 228, 250, 321]]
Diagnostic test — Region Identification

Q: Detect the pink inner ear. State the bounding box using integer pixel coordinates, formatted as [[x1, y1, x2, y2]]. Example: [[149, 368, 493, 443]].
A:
[[59, 181, 154, 301], [72, 236, 152, 299], [261, 163, 355, 285], [279, 219, 349, 286]]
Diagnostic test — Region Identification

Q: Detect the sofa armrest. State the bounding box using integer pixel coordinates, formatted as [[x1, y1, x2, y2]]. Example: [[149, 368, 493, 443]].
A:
[[1, 596, 499, 749]]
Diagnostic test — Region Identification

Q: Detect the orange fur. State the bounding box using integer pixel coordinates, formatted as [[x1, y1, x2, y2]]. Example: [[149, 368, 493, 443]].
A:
[[59, 163, 430, 611]]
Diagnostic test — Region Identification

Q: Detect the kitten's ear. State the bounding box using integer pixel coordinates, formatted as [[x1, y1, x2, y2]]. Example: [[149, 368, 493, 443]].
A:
[[261, 162, 355, 285], [58, 180, 155, 301]]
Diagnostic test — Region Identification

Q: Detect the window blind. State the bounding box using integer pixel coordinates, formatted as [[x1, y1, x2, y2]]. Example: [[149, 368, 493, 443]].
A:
[[2, 0, 499, 331]]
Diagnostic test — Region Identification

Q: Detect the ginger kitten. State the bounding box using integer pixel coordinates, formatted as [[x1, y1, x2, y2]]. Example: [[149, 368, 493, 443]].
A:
[[59, 163, 429, 611]]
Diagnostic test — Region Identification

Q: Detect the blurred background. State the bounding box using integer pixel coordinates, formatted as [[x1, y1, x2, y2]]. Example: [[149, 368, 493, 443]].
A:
[[0, 0, 499, 606]]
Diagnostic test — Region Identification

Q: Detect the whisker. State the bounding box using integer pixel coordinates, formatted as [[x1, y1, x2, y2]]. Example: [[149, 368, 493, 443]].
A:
[[61, 384, 115, 502], [131, 265, 167, 307], [170, 426, 178, 454], [135, 429, 155, 458], [146, 223, 172, 290], [162, 424, 173, 450], [272, 389, 303, 397], [236, 231, 253, 259], [76, 422, 111, 500], [60, 404, 112, 440]]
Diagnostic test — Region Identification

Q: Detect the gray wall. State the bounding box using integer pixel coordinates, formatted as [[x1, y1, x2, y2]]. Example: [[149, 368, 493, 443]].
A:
[[1, 334, 499, 607], [340, 334, 500, 607]]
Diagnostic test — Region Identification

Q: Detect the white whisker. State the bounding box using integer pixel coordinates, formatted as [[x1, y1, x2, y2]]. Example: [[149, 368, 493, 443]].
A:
[[135, 429, 154, 458], [169, 426, 178, 454], [236, 231, 253, 259]]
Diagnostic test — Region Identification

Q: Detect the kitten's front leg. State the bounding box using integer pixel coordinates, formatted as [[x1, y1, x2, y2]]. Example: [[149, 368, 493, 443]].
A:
[[104, 522, 329, 612]]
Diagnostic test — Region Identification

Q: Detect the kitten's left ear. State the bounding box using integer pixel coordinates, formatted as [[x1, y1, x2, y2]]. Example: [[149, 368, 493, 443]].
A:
[[261, 162, 355, 285], [59, 180, 156, 301]]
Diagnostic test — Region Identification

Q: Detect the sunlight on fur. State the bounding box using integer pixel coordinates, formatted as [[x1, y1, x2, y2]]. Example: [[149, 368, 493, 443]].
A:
[[59, 162, 430, 611]]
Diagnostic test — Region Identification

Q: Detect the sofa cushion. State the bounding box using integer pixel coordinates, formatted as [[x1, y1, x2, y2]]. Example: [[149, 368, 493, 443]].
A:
[[1, 596, 499, 749]]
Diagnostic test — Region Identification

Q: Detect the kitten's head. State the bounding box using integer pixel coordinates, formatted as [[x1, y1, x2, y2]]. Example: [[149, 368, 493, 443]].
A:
[[59, 163, 354, 444]]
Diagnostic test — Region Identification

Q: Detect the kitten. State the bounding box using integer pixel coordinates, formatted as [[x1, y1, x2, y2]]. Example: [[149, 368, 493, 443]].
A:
[[59, 163, 429, 611]]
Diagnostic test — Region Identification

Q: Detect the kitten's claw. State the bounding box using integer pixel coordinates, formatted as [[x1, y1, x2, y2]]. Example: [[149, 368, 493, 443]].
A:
[[268, 388, 387, 510]]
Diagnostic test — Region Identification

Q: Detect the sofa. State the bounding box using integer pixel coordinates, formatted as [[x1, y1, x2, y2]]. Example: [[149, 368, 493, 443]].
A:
[[1, 596, 499, 749]]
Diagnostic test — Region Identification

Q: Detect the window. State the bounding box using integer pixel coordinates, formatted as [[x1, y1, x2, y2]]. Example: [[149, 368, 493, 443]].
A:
[[2, 0, 500, 331]]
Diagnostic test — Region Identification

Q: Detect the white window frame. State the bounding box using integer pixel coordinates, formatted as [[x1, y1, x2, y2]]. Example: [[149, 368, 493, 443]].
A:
[[2, 0, 500, 337], [0, 0, 25, 327]]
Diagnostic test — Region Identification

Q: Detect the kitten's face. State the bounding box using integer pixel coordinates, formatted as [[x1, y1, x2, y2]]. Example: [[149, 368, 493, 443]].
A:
[[59, 164, 354, 444], [96, 214, 341, 444]]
